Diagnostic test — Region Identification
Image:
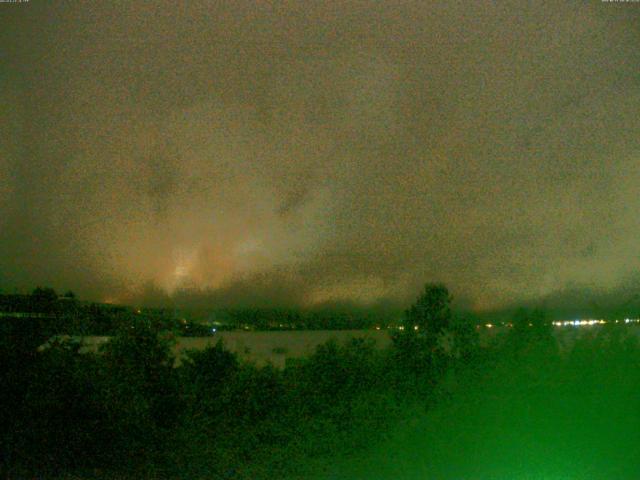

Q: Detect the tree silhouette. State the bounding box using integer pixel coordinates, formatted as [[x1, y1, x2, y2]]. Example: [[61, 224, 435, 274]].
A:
[[405, 283, 452, 340]]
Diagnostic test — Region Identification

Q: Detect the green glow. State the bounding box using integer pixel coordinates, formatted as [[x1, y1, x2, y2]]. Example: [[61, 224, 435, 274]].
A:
[[326, 335, 640, 479]]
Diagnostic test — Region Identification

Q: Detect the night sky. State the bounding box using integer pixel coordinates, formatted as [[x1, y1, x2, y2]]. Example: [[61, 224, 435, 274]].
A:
[[2, 2, 639, 313]]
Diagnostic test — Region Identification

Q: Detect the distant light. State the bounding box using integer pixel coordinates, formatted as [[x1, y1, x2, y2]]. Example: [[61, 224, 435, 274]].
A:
[[414, 325, 419, 331], [211, 328, 217, 333], [398, 326, 405, 331], [485, 323, 493, 328]]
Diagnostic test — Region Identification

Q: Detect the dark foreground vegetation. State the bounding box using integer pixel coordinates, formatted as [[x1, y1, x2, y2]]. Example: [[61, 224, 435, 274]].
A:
[[331, 325, 640, 479], [2, 284, 640, 479]]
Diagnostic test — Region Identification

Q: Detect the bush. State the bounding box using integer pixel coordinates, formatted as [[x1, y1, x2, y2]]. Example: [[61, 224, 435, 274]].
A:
[[7, 340, 102, 476], [92, 320, 180, 474]]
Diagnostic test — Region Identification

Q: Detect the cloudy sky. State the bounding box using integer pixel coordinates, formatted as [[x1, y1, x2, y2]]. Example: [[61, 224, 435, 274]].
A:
[[1, 1, 639, 312]]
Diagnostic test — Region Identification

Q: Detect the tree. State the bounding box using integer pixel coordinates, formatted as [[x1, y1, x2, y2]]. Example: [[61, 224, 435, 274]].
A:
[[62, 290, 76, 300], [180, 339, 239, 406], [404, 283, 452, 340], [31, 286, 58, 299], [30, 287, 58, 313], [95, 320, 179, 472], [390, 284, 453, 389]]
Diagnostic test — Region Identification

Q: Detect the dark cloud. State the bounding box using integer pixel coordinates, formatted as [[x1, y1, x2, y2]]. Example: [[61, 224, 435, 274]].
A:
[[486, 273, 640, 321], [1, 1, 640, 314]]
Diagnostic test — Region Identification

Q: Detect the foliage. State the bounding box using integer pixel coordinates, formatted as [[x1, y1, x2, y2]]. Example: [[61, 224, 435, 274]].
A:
[[94, 320, 180, 474], [30, 287, 59, 312], [390, 283, 457, 393], [9, 284, 638, 479], [404, 283, 452, 339], [0, 317, 52, 476], [9, 340, 102, 476]]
